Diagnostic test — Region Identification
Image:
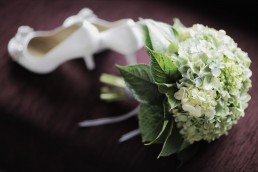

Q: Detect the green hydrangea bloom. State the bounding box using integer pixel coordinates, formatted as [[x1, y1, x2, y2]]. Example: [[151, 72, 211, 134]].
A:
[[165, 23, 252, 143]]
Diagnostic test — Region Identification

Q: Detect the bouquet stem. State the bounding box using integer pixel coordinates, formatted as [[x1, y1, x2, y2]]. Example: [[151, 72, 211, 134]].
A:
[[99, 73, 132, 102]]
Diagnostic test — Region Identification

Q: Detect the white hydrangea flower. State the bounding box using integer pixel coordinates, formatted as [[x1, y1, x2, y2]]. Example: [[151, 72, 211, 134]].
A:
[[166, 23, 252, 143], [175, 87, 217, 118]]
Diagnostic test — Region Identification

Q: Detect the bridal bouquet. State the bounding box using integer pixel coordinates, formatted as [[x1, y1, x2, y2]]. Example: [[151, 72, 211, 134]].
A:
[[116, 19, 252, 157], [80, 18, 252, 162]]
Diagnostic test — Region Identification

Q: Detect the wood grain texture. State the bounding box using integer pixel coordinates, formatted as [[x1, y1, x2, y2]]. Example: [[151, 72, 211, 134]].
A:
[[0, 0, 257, 171]]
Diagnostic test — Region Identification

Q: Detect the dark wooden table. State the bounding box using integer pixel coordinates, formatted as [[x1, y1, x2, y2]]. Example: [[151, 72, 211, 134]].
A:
[[0, 0, 257, 171]]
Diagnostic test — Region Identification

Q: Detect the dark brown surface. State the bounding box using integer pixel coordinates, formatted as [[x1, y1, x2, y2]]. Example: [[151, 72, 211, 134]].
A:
[[0, 0, 258, 171]]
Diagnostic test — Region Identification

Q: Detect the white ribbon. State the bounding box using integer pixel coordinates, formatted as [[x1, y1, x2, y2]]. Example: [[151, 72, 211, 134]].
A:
[[79, 106, 140, 142], [79, 106, 139, 127], [119, 129, 140, 142]]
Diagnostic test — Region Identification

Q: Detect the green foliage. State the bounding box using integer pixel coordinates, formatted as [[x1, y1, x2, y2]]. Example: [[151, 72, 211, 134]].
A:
[[116, 64, 163, 104]]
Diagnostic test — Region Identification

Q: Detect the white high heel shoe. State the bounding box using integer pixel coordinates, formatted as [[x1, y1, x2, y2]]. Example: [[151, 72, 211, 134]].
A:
[[8, 8, 143, 74], [8, 21, 99, 73], [64, 8, 143, 64]]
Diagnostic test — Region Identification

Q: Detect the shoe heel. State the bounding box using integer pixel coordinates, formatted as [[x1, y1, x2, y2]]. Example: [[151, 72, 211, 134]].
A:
[[125, 53, 137, 64], [84, 54, 95, 70]]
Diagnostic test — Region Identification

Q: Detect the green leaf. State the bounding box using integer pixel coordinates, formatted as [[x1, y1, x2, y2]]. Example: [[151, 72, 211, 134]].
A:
[[167, 39, 179, 55], [178, 140, 191, 152], [138, 103, 164, 143], [116, 64, 163, 104], [156, 83, 176, 94], [145, 120, 170, 145], [151, 50, 179, 78], [145, 100, 171, 145], [166, 90, 180, 111], [149, 49, 180, 83], [163, 99, 171, 120], [158, 117, 183, 158], [141, 20, 181, 84], [142, 25, 153, 50], [150, 51, 168, 83]]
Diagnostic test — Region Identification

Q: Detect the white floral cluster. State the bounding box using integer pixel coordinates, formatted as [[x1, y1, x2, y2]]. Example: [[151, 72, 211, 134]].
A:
[[169, 24, 252, 143]]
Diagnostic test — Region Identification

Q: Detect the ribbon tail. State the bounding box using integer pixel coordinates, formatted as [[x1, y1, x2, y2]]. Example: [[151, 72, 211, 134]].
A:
[[78, 106, 139, 127], [119, 129, 140, 143]]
